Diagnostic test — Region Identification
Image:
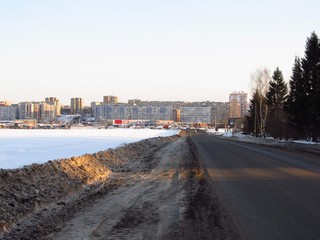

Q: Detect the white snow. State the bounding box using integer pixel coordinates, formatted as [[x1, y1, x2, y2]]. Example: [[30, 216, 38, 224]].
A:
[[206, 128, 231, 136], [206, 129, 320, 148], [0, 128, 179, 169]]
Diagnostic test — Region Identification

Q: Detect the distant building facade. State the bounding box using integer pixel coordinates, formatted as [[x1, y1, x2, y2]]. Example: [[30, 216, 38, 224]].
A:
[[229, 91, 248, 119], [70, 98, 84, 115], [0, 105, 17, 120], [94, 104, 173, 122], [94, 103, 215, 124], [18, 101, 59, 122], [19, 102, 36, 120], [228, 91, 248, 128], [0, 97, 230, 125], [40, 102, 57, 122], [45, 97, 61, 117], [0, 101, 11, 106], [179, 106, 212, 124], [103, 96, 118, 104], [173, 109, 181, 122], [60, 105, 71, 115], [212, 102, 229, 127], [128, 99, 142, 105]]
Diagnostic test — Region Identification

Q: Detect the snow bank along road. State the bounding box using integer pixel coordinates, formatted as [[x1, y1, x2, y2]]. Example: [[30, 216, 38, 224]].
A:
[[2, 132, 239, 240], [4, 132, 320, 239]]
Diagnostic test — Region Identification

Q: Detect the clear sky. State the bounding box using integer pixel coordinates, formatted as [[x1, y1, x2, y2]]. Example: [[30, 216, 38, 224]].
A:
[[1, 0, 320, 105]]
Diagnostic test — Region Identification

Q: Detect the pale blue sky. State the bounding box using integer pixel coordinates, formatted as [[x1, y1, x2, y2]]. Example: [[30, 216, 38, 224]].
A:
[[1, 0, 319, 105]]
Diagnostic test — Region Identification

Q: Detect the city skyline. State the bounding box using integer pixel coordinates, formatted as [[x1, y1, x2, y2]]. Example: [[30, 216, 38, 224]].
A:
[[1, 95, 231, 125], [1, 94, 231, 106], [1, 1, 320, 105]]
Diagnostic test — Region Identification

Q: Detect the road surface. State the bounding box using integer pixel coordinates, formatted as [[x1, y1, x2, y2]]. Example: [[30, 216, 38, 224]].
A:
[[192, 134, 320, 240]]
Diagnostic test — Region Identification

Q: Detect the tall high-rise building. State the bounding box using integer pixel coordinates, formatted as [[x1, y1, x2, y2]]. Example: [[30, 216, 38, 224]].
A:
[[173, 109, 181, 122], [229, 91, 248, 119], [45, 97, 59, 103], [45, 97, 61, 117], [70, 98, 84, 115], [103, 96, 118, 103], [19, 102, 36, 120]]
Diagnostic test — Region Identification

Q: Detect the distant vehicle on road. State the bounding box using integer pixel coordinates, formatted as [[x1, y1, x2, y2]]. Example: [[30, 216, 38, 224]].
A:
[[180, 125, 189, 130]]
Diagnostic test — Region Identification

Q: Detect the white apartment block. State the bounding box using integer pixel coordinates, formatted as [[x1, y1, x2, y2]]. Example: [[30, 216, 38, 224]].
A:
[[18, 101, 59, 122], [94, 104, 212, 123], [0, 106, 17, 121], [179, 106, 212, 124], [45, 97, 61, 117], [94, 104, 173, 121], [40, 103, 57, 122], [19, 102, 35, 120]]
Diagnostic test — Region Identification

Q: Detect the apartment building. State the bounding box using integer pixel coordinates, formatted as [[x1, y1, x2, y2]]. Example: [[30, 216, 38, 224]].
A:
[[229, 91, 248, 119], [103, 95, 118, 104], [173, 109, 181, 122], [212, 102, 229, 127], [0, 105, 17, 120], [128, 99, 142, 105], [179, 106, 212, 124], [94, 103, 173, 121], [70, 98, 84, 115], [0, 101, 11, 106], [19, 102, 36, 120], [228, 91, 248, 128], [18, 101, 59, 122], [40, 103, 57, 122], [45, 97, 61, 117]]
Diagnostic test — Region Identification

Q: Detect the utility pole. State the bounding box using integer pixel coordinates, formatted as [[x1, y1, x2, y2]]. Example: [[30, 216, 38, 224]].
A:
[[254, 102, 257, 137]]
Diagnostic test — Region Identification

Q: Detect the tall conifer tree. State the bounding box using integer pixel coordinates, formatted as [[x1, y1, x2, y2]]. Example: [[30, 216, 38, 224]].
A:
[[285, 57, 305, 137], [265, 67, 288, 138], [246, 90, 265, 136], [301, 32, 320, 140], [286, 32, 320, 140], [266, 67, 288, 117]]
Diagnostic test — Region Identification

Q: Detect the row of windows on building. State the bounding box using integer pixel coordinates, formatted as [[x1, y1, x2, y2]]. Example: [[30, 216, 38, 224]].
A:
[[93, 104, 212, 123], [0, 98, 61, 122], [0, 92, 247, 124], [0, 102, 213, 124]]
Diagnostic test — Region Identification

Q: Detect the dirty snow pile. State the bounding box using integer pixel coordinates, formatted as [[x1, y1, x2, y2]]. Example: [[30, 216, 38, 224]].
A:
[[0, 134, 180, 236]]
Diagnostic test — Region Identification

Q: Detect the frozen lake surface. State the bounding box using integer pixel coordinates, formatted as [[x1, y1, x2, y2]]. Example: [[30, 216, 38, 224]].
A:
[[0, 128, 179, 169]]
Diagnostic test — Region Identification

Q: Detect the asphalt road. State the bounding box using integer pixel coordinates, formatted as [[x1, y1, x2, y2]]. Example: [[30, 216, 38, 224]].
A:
[[191, 135, 320, 240]]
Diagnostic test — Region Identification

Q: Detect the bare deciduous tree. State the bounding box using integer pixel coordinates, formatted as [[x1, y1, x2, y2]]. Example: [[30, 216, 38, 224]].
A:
[[250, 68, 271, 137]]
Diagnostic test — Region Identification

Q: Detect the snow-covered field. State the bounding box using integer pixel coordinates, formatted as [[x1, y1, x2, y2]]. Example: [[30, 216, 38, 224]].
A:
[[0, 128, 179, 169]]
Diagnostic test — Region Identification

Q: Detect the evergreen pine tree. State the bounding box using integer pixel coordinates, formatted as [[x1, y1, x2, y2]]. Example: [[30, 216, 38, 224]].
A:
[[266, 67, 288, 116], [285, 57, 305, 138], [286, 57, 303, 112], [247, 90, 265, 136], [301, 32, 320, 140], [265, 68, 288, 138]]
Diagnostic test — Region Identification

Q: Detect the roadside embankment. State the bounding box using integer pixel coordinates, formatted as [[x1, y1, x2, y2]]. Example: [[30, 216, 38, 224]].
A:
[[0, 134, 179, 236]]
